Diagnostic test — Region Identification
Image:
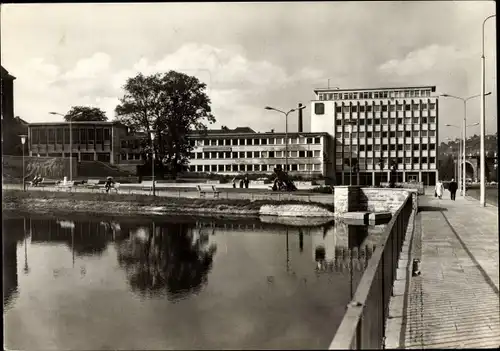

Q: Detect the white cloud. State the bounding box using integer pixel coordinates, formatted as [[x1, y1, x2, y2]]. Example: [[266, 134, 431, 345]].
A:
[[378, 44, 471, 77], [64, 52, 111, 79], [12, 42, 322, 126]]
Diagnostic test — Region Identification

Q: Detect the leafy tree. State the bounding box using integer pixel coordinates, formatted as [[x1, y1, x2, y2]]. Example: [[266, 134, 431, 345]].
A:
[[438, 154, 456, 181], [115, 71, 215, 178], [64, 106, 108, 122]]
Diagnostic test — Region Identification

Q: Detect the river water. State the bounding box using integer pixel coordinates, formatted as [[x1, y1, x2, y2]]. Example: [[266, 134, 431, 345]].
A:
[[3, 212, 387, 350]]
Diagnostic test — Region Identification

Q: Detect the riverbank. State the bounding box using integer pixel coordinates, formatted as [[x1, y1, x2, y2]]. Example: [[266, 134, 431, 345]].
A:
[[2, 189, 335, 218]]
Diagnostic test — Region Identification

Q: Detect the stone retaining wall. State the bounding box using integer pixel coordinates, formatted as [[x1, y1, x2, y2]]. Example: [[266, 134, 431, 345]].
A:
[[334, 186, 417, 215]]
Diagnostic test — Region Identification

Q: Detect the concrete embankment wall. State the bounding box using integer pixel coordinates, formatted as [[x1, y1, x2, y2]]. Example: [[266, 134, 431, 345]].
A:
[[2, 189, 335, 218], [333, 186, 417, 215]]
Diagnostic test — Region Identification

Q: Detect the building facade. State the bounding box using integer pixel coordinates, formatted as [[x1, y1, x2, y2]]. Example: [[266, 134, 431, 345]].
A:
[[28, 121, 127, 164], [27, 123, 335, 180], [310, 86, 439, 186], [187, 127, 335, 180]]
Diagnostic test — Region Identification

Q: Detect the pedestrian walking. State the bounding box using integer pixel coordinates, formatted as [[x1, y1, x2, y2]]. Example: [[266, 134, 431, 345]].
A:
[[239, 179, 244, 188], [434, 179, 444, 199], [448, 178, 458, 201], [244, 175, 249, 189], [232, 177, 236, 188]]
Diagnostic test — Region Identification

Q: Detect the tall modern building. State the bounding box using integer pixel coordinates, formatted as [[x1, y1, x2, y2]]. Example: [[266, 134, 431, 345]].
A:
[[310, 86, 439, 186]]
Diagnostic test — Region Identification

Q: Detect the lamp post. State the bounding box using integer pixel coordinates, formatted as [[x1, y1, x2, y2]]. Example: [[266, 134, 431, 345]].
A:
[[49, 111, 83, 181], [481, 14, 496, 207], [20, 134, 27, 191], [445, 122, 480, 195], [265, 105, 306, 172], [150, 129, 156, 197], [441, 92, 490, 196]]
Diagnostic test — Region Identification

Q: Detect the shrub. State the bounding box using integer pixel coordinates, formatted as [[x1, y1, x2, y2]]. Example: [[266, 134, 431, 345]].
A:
[[310, 185, 334, 194]]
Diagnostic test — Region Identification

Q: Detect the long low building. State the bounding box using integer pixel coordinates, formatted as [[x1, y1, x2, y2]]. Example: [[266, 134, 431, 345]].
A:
[[27, 123, 336, 181], [187, 127, 335, 180]]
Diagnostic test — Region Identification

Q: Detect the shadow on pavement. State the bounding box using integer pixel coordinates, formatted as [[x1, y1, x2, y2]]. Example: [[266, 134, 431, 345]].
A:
[[417, 206, 448, 213]]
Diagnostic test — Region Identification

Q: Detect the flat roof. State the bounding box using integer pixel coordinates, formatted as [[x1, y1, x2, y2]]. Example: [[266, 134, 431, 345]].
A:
[[187, 131, 331, 138], [28, 121, 125, 126], [313, 86, 437, 93]]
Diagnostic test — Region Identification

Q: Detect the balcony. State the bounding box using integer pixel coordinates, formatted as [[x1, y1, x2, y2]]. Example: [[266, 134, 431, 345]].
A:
[[422, 124, 428, 130], [413, 150, 420, 157], [413, 137, 420, 144], [398, 151, 404, 157], [405, 151, 412, 157], [390, 137, 397, 144], [422, 164, 428, 170], [430, 163, 436, 169], [375, 125, 381, 132], [405, 137, 412, 144], [367, 138, 373, 144], [382, 138, 389, 144], [422, 150, 428, 157], [405, 164, 412, 170], [422, 137, 428, 144], [430, 150, 436, 157], [390, 151, 397, 157], [382, 125, 389, 131], [397, 125, 404, 131]]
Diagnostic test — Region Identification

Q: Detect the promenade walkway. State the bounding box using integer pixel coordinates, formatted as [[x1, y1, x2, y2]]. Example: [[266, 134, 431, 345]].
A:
[[388, 194, 499, 348]]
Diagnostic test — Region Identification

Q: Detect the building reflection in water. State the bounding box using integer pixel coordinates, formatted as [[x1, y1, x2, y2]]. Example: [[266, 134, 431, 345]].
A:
[[115, 221, 217, 301], [3, 217, 30, 310]]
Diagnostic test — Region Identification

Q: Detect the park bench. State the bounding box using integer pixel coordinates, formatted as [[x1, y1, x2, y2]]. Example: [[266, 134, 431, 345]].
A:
[[197, 185, 220, 198], [86, 179, 101, 189], [28, 178, 58, 188]]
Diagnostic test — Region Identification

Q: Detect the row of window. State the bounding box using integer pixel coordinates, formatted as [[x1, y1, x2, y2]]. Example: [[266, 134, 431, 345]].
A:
[[339, 157, 436, 165], [336, 117, 436, 126], [341, 130, 436, 138], [31, 128, 111, 144], [318, 89, 433, 101], [315, 102, 436, 115], [189, 163, 322, 172], [339, 143, 436, 152], [190, 136, 322, 147], [189, 150, 323, 160]]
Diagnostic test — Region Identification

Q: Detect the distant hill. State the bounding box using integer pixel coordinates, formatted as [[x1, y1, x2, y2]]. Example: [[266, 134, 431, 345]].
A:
[[439, 132, 498, 158]]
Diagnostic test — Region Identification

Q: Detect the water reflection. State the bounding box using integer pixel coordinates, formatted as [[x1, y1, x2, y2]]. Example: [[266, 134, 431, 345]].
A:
[[3, 212, 389, 350], [2, 217, 29, 309], [115, 222, 217, 301]]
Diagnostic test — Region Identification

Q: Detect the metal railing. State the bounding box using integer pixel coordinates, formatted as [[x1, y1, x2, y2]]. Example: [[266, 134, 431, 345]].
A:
[[329, 193, 413, 349]]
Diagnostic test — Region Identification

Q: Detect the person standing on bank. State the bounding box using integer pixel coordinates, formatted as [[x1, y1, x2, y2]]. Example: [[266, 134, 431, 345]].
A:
[[448, 178, 458, 201], [435, 179, 444, 199]]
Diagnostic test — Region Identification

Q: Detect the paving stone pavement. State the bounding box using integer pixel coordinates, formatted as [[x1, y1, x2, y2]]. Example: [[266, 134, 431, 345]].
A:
[[403, 195, 500, 349]]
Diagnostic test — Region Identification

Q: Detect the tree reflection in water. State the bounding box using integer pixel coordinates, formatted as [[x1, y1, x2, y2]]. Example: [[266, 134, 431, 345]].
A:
[[116, 222, 217, 301]]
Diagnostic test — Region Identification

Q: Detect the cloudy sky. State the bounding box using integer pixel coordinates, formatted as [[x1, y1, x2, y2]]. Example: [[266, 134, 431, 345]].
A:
[[1, 1, 497, 140]]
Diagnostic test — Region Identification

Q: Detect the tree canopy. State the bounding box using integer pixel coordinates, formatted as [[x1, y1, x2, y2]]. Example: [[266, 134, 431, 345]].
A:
[[115, 71, 215, 177], [64, 106, 108, 122]]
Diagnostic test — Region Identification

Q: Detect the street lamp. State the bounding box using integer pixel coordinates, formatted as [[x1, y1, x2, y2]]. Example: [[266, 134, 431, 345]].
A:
[[149, 129, 156, 197], [265, 105, 307, 172], [20, 134, 27, 191], [441, 92, 491, 196], [49, 111, 83, 181], [481, 14, 496, 207]]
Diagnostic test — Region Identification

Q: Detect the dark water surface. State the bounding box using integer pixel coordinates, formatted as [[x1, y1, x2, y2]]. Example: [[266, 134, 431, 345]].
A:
[[3, 212, 385, 350]]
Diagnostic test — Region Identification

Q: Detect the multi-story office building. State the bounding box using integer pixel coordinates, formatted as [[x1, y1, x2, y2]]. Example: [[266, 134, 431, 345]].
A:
[[310, 86, 439, 185], [187, 127, 335, 180], [27, 122, 335, 180]]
